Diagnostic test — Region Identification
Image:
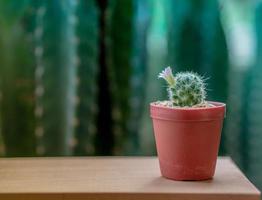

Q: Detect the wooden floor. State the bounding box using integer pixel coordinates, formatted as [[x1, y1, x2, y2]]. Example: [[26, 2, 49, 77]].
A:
[[0, 157, 260, 200]]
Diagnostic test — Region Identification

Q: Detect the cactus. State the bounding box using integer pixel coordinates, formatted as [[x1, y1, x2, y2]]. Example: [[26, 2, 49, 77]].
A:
[[0, 0, 100, 156], [106, 0, 134, 155], [73, 0, 99, 156], [124, 0, 152, 155], [166, 0, 203, 72], [245, 2, 262, 192], [0, 0, 30, 25], [168, 72, 206, 107], [166, 0, 229, 84], [106, 0, 151, 155], [0, 0, 36, 156], [33, 0, 78, 156], [158, 67, 206, 107]]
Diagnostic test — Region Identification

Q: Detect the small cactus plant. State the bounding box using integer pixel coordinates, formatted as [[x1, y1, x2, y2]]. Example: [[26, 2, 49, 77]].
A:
[[158, 67, 206, 107]]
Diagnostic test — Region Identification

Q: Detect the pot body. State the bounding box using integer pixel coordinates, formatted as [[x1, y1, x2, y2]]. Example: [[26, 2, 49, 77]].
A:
[[150, 102, 226, 181]]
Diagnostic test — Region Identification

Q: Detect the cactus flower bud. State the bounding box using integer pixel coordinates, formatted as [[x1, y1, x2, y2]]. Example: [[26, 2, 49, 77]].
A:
[[158, 66, 175, 87]]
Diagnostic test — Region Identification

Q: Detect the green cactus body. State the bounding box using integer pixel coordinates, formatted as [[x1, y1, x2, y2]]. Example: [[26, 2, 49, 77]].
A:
[[0, 0, 30, 26], [125, 0, 152, 155], [0, 1, 36, 156], [169, 72, 206, 107], [106, 0, 134, 155], [33, 0, 78, 156], [166, 0, 203, 72], [106, 0, 152, 155], [246, 2, 262, 191], [159, 68, 206, 107], [73, 0, 99, 156]]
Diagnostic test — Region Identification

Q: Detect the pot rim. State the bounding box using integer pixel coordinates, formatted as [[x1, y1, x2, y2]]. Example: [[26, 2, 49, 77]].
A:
[[150, 101, 225, 111], [150, 101, 226, 122]]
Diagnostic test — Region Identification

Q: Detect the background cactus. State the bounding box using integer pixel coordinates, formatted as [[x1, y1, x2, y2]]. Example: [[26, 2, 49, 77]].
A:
[[73, 0, 99, 156], [33, 0, 78, 156], [159, 68, 206, 107], [0, 0, 36, 156], [166, 0, 202, 72], [106, 0, 152, 155], [0, 0, 101, 156], [106, 0, 134, 155], [246, 1, 262, 191], [124, 0, 152, 155], [0, 30, 36, 156]]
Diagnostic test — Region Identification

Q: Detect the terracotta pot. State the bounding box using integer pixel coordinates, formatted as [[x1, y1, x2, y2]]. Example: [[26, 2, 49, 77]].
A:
[[150, 101, 226, 181]]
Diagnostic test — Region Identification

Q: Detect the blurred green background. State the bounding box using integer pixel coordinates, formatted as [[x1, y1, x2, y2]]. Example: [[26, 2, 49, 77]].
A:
[[0, 0, 262, 193]]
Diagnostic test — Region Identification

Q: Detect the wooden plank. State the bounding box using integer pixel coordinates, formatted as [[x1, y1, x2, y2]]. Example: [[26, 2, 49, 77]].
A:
[[0, 194, 62, 200], [64, 193, 259, 200], [0, 157, 260, 200]]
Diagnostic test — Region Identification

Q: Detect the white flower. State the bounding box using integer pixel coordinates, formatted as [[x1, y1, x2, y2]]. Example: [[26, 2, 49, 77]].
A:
[[158, 67, 175, 86]]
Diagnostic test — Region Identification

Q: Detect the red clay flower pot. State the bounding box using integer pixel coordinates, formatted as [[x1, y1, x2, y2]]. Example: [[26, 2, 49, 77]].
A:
[[150, 101, 226, 181]]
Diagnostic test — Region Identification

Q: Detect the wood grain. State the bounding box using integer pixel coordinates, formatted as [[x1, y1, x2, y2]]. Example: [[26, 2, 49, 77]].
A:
[[0, 157, 260, 200]]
